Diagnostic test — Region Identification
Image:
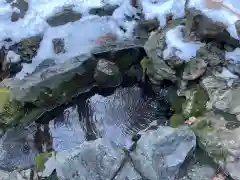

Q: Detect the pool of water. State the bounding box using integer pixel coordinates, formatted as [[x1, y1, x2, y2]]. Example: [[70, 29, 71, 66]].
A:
[[0, 83, 170, 170]]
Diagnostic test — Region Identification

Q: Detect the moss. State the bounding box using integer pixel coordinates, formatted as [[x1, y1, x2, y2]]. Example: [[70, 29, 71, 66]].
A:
[[0, 88, 25, 125], [35, 151, 55, 173], [170, 113, 185, 128], [182, 86, 209, 118], [168, 89, 186, 114]]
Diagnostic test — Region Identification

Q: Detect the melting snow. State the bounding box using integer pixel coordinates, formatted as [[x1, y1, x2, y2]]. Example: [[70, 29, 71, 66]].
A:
[[225, 48, 240, 63], [140, 0, 186, 26], [163, 25, 204, 61]]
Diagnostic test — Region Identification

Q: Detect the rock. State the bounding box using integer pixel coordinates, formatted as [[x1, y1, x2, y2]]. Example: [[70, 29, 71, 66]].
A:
[[183, 58, 208, 80], [94, 59, 122, 88], [144, 31, 177, 83], [0, 54, 96, 108], [134, 18, 160, 38], [170, 113, 185, 128], [186, 163, 215, 180], [16, 35, 43, 62], [182, 86, 209, 118], [89, 5, 118, 16], [42, 138, 125, 180], [0, 88, 24, 125], [196, 45, 225, 67], [46, 7, 82, 27], [235, 20, 240, 38], [114, 162, 142, 180], [190, 111, 240, 180], [130, 126, 196, 180], [52, 38, 65, 54], [0, 123, 38, 170], [125, 64, 143, 82], [185, 7, 239, 47], [8, 0, 28, 22], [0, 169, 31, 180]]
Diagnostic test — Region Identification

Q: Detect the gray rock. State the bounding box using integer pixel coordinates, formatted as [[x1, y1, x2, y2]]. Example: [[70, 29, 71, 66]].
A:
[[0, 123, 38, 170], [114, 162, 142, 180], [125, 64, 143, 82], [185, 7, 239, 47], [94, 59, 122, 88], [235, 20, 240, 38], [46, 7, 82, 27], [7, 0, 28, 22], [44, 138, 125, 180], [144, 30, 176, 83], [186, 164, 215, 180], [16, 35, 43, 62], [183, 58, 207, 80], [89, 5, 118, 16], [134, 18, 159, 38], [0, 54, 96, 107], [130, 126, 196, 180], [52, 38, 65, 54]]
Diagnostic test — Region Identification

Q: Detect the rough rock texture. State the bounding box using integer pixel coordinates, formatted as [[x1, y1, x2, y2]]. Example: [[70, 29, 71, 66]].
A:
[[46, 7, 82, 27], [0, 169, 31, 180], [16, 35, 43, 62], [8, 0, 28, 22], [200, 75, 240, 118], [94, 59, 122, 88], [39, 126, 196, 180], [183, 58, 207, 80], [129, 126, 196, 180], [89, 5, 118, 16], [52, 38, 66, 54], [143, 30, 176, 83], [185, 7, 239, 47], [190, 111, 240, 180], [0, 54, 96, 107]]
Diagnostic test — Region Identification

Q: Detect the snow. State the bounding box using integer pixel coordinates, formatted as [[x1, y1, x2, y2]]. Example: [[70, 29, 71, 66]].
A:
[[1, 0, 136, 79], [225, 48, 240, 63], [163, 25, 204, 61], [188, 0, 240, 40], [215, 67, 238, 79], [140, 0, 186, 26], [6, 51, 21, 63]]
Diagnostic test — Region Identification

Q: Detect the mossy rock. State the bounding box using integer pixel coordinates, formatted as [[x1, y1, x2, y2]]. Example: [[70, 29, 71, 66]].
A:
[[0, 88, 24, 125], [167, 88, 186, 114], [170, 113, 185, 128], [182, 86, 209, 118]]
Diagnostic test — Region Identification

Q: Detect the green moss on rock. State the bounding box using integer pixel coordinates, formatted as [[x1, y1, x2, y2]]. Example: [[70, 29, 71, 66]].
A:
[[170, 114, 185, 128], [0, 88, 24, 125], [183, 86, 209, 118], [35, 151, 55, 173]]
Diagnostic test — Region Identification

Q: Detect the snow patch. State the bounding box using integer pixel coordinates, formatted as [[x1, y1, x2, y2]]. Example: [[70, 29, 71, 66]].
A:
[[6, 51, 21, 63], [140, 0, 186, 26], [225, 48, 240, 63], [163, 25, 204, 61], [188, 0, 240, 40]]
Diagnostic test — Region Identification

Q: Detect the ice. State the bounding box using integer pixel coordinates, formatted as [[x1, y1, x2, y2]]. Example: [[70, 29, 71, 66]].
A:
[[188, 0, 240, 40], [163, 25, 204, 61], [140, 0, 186, 26]]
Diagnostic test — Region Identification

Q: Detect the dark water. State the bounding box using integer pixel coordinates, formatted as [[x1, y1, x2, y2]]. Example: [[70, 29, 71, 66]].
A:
[[0, 84, 170, 170]]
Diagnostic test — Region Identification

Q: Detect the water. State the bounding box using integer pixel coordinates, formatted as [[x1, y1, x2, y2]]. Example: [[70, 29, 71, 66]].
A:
[[0, 84, 170, 170]]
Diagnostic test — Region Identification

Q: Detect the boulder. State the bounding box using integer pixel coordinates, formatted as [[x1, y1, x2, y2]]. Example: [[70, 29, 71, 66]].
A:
[[94, 59, 122, 88], [46, 7, 82, 27], [16, 35, 43, 63], [190, 111, 240, 180], [185, 6, 239, 47], [129, 126, 196, 180], [42, 138, 125, 180], [182, 58, 207, 80], [89, 5, 118, 16]]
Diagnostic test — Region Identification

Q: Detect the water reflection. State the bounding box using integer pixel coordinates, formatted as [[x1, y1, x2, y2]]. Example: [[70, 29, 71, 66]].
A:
[[47, 85, 169, 150], [0, 85, 169, 170]]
